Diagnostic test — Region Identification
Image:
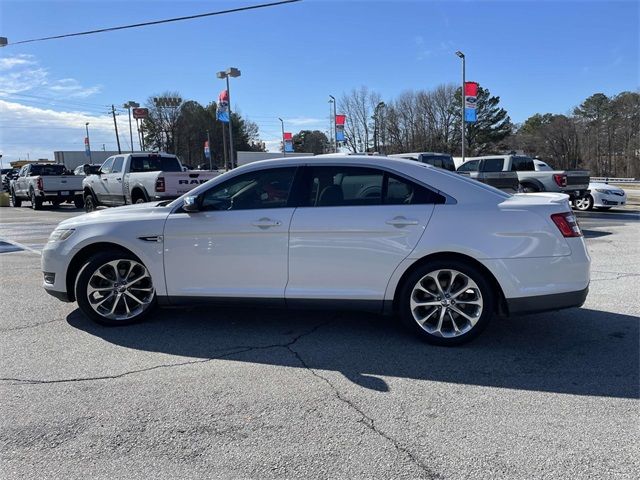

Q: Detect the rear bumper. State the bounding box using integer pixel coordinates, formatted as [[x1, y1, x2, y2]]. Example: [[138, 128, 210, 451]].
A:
[[507, 286, 588, 316]]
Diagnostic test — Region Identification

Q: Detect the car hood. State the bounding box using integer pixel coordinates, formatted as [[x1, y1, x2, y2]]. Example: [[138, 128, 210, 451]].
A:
[[589, 182, 624, 192], [58, 202, 172, 228]]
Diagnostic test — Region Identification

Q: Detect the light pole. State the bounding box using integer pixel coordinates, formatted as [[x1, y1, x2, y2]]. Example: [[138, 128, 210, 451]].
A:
[[329, 95, 337, 152], [455, 51, 466, 163], [85, 122, 92, 163], [217, 67, 241, 168], [123, 101, 140, 152], [278, 117, 286, 157]]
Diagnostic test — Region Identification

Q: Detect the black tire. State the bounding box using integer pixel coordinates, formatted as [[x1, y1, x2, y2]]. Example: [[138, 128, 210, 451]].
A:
[[398, 259, 495, 346], [74, 195, 85, 209], [520, 183, 540, 193], [75, 251, 157, 326], [84, 193, 97, 212], [573, 195, 593, 211], [30, 190, 42, 210], [595, 206, 612, 211], [10, 189, 21, 207], [52, 201, 62, 208]]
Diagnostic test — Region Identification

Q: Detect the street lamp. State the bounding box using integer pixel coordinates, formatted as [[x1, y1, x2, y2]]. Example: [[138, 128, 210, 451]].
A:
[[123, 101, 140, 153], [85, 122, 92, 163], [329, 95, 337, 152], [278, 117, 286, 157], [216, 67, 241, 168], [455, 50, 466, 163]]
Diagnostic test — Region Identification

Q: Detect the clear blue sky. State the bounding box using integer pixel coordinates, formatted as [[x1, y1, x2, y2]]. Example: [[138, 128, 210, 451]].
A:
[[0, 0, 638, 160]]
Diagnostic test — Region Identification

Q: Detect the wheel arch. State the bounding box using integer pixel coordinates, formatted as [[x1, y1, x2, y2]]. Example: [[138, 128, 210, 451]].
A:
[[130, 187, 149, 203], [391, 252, 508, 316], [65, 242, 142, 302], [519, 178, 545, 192]]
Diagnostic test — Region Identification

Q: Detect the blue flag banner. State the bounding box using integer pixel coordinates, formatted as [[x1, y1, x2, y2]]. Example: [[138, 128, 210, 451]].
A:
[[204, 140, 211, 159], [84, 137, 91, 157], [335, 125, 345, 142], [464, 108, 477, 122], [284, 140, 294, 152]]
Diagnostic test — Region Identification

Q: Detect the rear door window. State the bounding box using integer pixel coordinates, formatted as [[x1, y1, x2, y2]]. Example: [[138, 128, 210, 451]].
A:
[[304, 166, 383, 207], [480, 158, 505, 172]]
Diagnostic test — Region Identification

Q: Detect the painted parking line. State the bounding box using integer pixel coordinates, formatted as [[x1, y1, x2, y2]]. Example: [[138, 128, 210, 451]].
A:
[[0, 238, 42, 255]]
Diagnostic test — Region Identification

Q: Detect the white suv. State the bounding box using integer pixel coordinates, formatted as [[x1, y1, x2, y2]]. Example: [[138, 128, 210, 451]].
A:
[[42, 156, 590, 346]]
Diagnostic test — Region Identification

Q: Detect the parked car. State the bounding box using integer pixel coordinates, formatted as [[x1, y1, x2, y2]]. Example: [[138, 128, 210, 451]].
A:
[[82, 152, 219, 212], [43, 155, 590, 346], [10, 163, 84, 209], [573, 182, 627, 211], [389, 153, 456, 171], [455, 158, 520, 192], [74, 164, 102, 176], [457, 155, 590, 199], [1, 168, 19, 192]]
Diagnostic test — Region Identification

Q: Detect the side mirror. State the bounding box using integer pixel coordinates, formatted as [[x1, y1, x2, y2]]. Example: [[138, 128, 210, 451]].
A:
[[182, 195, 200, 212], [83, 164, 91, 175]]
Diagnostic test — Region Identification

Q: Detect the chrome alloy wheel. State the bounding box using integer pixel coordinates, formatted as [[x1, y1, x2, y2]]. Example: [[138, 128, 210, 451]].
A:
[[574, 196, 592, 211], [409, 269, 483, 338], [86, 259, 154, 321]]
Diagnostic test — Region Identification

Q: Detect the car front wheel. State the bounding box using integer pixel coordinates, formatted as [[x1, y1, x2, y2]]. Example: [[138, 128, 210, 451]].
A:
[[75, 252, 156, 326], [399, 260, 494, 346], [573, 195, 593, 211]]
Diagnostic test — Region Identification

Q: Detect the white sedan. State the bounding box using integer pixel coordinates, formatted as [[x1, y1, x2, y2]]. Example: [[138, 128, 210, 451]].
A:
[[574, 182, 627, 211], [42, 156, 590, 346]]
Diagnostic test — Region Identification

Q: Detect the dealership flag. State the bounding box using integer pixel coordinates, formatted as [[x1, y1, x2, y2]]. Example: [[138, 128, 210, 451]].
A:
[[217, 90, 230, 123], [283, 132, 294, 153], [335, 114, 346, 142], [464, 82, 478, 123], [204, 140, 211, 159], [84, 137, 91, 157]]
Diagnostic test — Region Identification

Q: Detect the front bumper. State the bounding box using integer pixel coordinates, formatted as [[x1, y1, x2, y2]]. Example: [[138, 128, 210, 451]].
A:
[[593, 192, 627, 207], [507, 286, 589, 315]]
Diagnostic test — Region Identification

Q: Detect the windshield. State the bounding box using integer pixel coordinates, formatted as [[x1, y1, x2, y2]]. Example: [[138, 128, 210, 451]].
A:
[[29, 164, 68, 175], [129, 155, 182, 173]]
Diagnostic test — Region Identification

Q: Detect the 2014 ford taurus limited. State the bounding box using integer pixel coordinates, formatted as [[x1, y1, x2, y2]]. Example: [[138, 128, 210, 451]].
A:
[[42, 156, 590, 346]]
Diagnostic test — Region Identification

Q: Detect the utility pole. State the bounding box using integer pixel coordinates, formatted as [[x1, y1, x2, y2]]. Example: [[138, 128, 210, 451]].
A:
[[329, 95, 337, 152], [279, 117, 286, 157], [221, 123, 228, 170], [456, 51, 466, 163], [85, 122, 92, 163], [328, 98, 334, 153], [206, 130, 213, 170], [111, 105, 122, 154]]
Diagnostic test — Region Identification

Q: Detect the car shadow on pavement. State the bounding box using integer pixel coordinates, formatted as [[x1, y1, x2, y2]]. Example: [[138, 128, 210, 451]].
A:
[[67, 306, 639, 398]]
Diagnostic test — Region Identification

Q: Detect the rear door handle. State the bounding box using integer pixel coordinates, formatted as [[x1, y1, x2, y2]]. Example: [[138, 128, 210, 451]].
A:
[[251, 218, 282, 228], [386, 216, 419, 227]]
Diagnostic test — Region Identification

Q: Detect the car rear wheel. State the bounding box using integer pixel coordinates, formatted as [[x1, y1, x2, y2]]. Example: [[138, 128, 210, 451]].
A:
[[84, 194, 97, 212], [573, 195, 593, 211], [399, 260, 494, 346], [30, 190, 42, 210], [520, 183, 540, 193], [74, 195, 84, 209], [10, 189, 21, 207], [75, 252, 156, 326]]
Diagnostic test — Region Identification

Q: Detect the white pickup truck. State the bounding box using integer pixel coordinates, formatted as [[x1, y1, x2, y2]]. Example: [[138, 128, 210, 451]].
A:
[[10, 163, 84, 210], [82, 153, 219, 211]]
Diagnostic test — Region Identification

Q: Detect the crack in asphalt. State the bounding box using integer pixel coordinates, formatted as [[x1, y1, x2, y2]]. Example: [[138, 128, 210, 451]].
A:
[[285, 344, 441, 479], [590, 272, 640, 282], [0, 320, 334, 386], [0, 318, 64, 333]]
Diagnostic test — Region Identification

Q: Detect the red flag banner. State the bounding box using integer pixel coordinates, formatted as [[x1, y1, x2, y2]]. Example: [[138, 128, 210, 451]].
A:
[[283, 132, 293, 140], [335, 114, 346, 126], [464, 82, 478, 97]]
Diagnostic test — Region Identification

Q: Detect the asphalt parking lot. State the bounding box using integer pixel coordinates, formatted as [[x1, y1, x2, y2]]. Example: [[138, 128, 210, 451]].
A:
[[1, 204, 638, 479]]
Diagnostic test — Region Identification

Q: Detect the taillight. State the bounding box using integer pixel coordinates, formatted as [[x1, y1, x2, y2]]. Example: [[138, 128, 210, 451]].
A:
[[551, 212, 582, 238], [553, 174, 567, 187], [155, 177, 165, 192], [37, 177, 43, 191]]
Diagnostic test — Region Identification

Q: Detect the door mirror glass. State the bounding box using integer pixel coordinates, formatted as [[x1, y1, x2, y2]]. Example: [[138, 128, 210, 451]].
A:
[[182, 195, 200, 212], [83, 164, 92, 175]]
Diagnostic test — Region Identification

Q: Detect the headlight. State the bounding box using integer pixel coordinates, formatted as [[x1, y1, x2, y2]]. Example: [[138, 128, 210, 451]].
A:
[[595, 189, 614, 195], [48, 228, 75, 242]]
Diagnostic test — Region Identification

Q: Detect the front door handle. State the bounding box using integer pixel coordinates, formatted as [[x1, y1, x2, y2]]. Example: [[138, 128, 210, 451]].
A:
[[386, 216, 419, 227], [251, 218, 282, 228], [116, 178, 122, 181], [102, 178, 108, 181]]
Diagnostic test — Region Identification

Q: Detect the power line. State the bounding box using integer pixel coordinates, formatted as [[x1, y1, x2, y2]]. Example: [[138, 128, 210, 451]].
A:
[[5, 0, 302, 46]]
